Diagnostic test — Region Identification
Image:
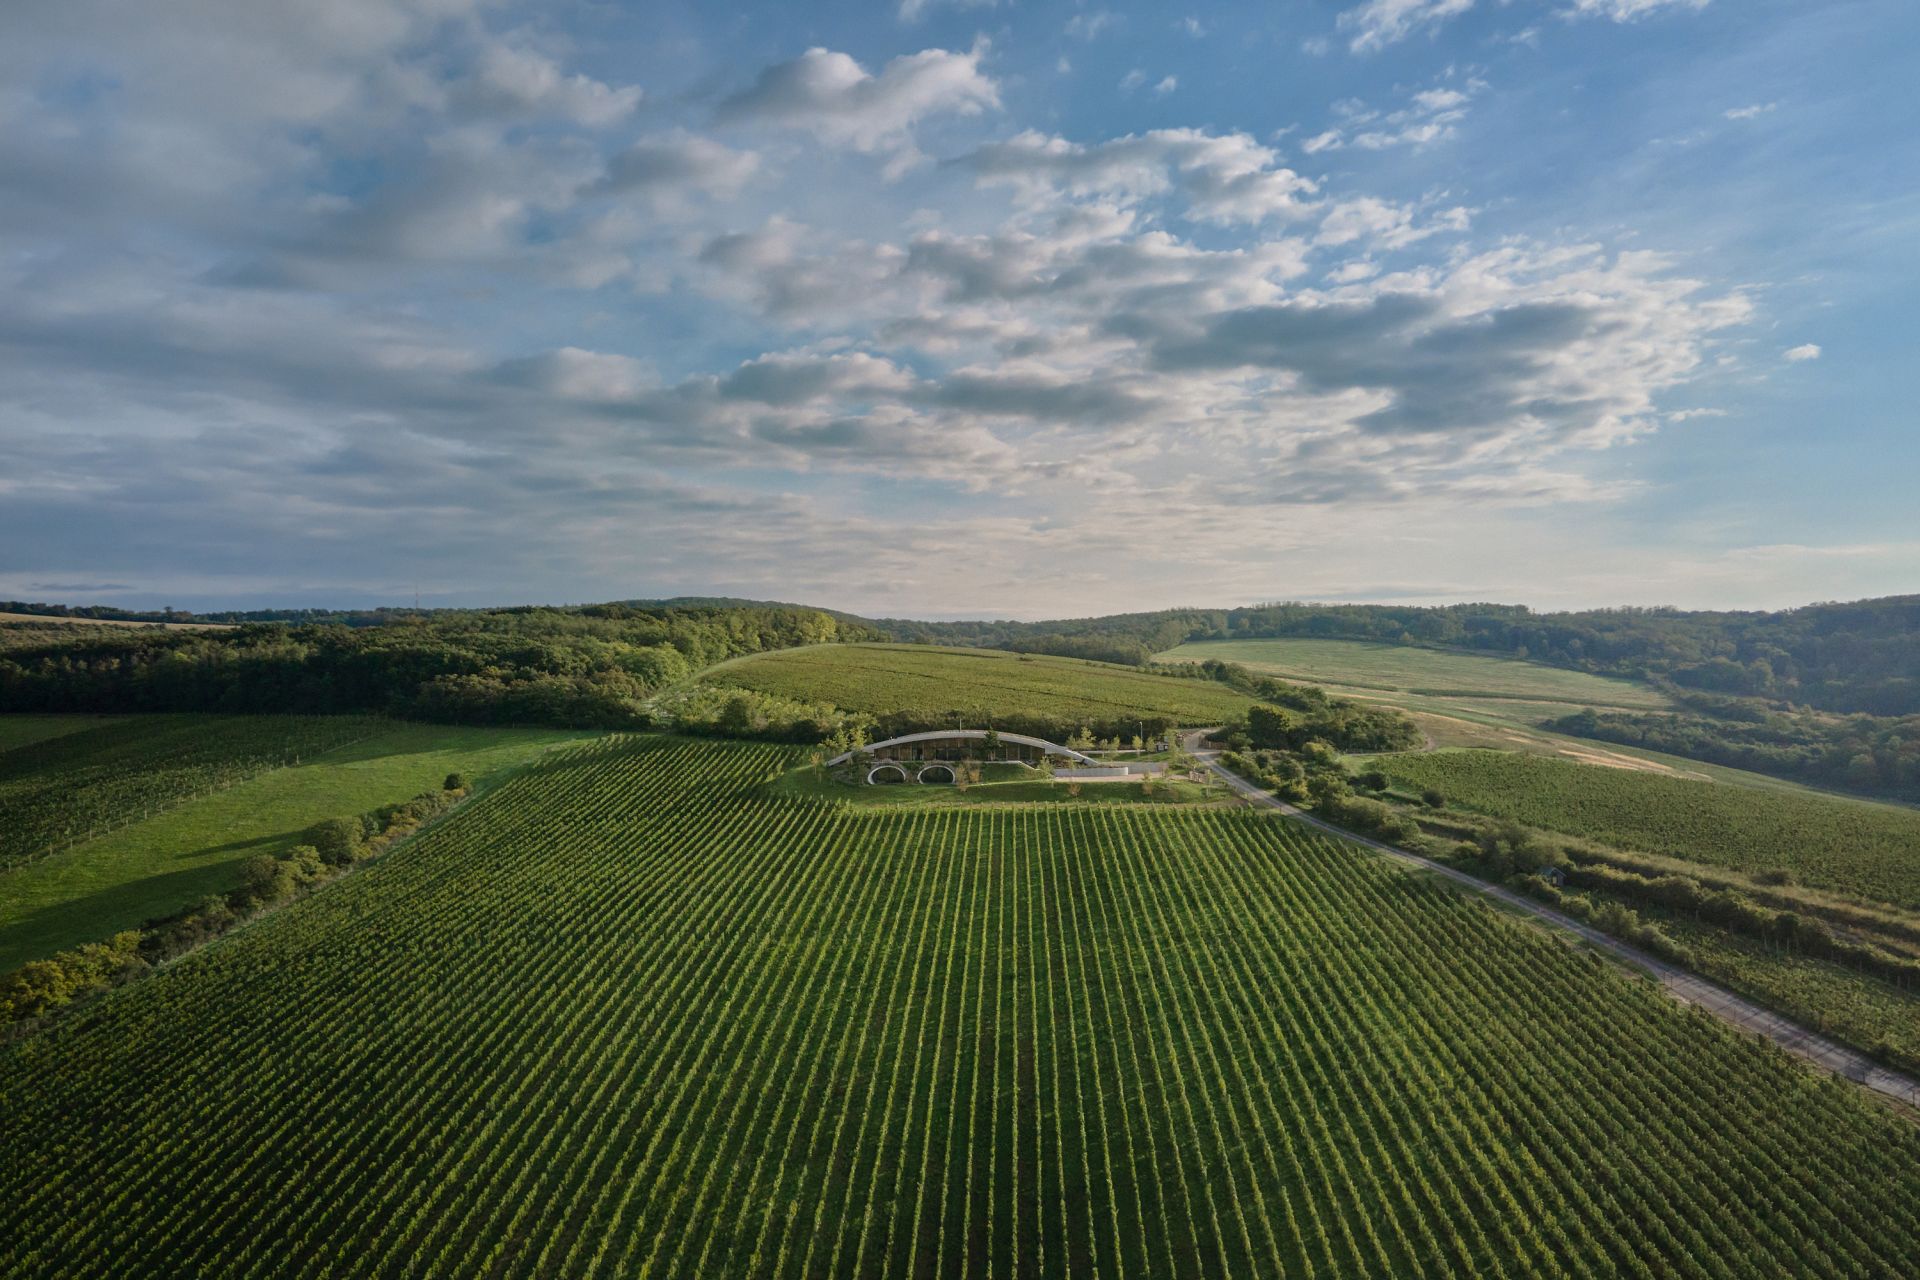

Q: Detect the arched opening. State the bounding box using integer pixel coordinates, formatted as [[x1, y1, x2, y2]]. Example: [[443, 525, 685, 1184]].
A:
[[867, 763, 910, 785], [917, 764, 956, 784]]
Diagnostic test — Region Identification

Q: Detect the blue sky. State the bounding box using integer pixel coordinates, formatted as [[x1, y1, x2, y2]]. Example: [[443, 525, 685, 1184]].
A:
[[2, 0, 1914, 617]]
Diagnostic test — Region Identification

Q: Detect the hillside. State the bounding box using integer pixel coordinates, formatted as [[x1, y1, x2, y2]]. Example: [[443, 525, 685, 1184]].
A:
[[3, 736, 1915, 1275], [704, 643, 1257, 739], [892, 595, 1920, 717]]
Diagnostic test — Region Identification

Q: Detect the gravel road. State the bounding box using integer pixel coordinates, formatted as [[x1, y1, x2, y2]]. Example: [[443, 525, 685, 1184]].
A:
[[1191, 740, 1920, 1111]]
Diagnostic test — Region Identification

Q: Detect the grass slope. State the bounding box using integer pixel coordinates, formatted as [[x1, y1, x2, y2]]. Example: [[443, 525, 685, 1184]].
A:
[[1378, 749, 1920, 910], [0, 715, 384, 871], [1160, 637, 1671, 707], [709, 643, 1253, 733], [0, 721, 596, 970], [2, 735, 1915, 1277]]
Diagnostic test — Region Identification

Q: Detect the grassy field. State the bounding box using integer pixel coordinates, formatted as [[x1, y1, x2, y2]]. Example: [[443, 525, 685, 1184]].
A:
[[1159, 638, 1670, 708], [0, 612, 231, 630], [0, 720, 597, 970], [1377, 749, 1920, 910], [709, 643, 1255, 735], [0, 715, 385, 871], [0, 714, 122, 753], [3, 734, 1915, 1277]]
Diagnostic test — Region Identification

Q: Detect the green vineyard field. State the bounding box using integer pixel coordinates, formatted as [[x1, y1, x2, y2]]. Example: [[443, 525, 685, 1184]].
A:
[[706, 643, 1254, 736], [3, 735, 1915, 1276], [0, 715, 383, 871], [1374, 749, 1920, 909]]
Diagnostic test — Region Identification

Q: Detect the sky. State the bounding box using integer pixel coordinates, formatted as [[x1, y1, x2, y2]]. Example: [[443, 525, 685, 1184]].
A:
[[2, 0, 1915, 619]]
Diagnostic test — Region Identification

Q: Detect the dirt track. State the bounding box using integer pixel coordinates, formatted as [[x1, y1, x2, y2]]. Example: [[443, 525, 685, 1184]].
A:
[[1192, 740, 1920, 1111]]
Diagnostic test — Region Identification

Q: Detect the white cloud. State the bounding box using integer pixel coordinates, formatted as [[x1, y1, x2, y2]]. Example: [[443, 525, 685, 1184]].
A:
[[1120, 69, 1147, 93], [1327, 78, 1484, 150], [897, 0, 997, 22], [599, 132, 759, 206], [455, 42, 642, 126], [963, 128, 1319, 224], [1783, 343, 1821, 362], [1339, 0, 1475, 54], [1065, 11, 1118, 40], [0, 2, 1773, 614], [1317, 197, 1470, 249], [1153, 76, 1179, 97], [494, 347, 652, 401], [1338, 0, 1705, 53], [717, 43, 999, 156], [1570, 0, 1711, 20], [1724, 102, 1777, 121]]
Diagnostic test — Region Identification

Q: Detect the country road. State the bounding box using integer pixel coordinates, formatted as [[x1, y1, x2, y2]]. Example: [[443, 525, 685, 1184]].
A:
[[1187, 736, 1920, 1112]]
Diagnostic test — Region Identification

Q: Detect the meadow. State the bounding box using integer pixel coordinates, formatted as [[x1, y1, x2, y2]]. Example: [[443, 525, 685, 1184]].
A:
[[0, 715, 383, 871], [2, 734, 1914, 1277], [0, 719, 598, 970], [1158, 638, 1671, 708], [708, 643, 1255, 737], [1375, 749, 1920, 909]]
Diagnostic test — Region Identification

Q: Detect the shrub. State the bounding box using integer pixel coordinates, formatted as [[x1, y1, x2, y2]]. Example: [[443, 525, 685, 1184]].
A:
[[306, 816, 364, 867], [444, 772, 470, 792]]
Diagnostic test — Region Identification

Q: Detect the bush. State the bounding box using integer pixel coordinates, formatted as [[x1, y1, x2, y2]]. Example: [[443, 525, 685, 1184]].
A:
[[1421, 788, 1446, 809], [1315, 793, 1418, 843], [444, 772, 470, 792], [306, 816, 364, 867], [4, 784, 484, 1030]]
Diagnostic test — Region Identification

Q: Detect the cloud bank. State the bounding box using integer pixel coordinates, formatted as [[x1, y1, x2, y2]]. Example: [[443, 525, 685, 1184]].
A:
[[0, 1, 1784, 613]]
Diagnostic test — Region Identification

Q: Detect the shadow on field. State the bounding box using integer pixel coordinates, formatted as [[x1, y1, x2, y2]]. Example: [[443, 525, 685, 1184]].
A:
[[0, 858, 252, 971], [170, 829, 303, 862]]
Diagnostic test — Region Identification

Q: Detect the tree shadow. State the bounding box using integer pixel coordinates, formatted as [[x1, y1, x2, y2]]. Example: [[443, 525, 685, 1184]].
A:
[[0, 858, 253, 970]]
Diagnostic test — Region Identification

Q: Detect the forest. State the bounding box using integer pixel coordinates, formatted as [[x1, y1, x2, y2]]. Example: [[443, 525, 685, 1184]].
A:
[[891, 596, 1920, 717], [0, 604, 875, 728]]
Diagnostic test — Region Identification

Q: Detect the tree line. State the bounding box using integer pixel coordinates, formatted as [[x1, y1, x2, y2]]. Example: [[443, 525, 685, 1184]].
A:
[[0, 604, 878, 729], [886, 595, 1920, 717]]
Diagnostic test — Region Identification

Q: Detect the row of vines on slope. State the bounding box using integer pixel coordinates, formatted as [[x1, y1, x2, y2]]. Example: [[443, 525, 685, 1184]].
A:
[[0, 715, 382, 869], [0, 736, 1915, 1277]]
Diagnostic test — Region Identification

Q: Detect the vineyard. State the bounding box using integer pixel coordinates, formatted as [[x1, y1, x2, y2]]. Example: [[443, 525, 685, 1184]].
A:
[[1373, 749, 1920, 909], [1157, 638, 1671, 708], [707, 643, 1254, 737], [3, 736, 1916, 1277], [0, 714, 118, 754], [0, 715, 382, 870]]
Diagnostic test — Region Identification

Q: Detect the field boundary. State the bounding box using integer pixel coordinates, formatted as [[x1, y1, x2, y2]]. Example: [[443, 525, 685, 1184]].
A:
[[1194, 742, 1920, 1112]]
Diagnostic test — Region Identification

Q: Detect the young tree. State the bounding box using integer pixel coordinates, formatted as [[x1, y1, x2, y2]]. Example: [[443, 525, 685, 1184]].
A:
[[306, 817, 363, 867]]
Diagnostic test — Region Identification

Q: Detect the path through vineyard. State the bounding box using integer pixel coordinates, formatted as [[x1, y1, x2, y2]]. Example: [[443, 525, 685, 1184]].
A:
[[1191, 738, 1920, 1109]]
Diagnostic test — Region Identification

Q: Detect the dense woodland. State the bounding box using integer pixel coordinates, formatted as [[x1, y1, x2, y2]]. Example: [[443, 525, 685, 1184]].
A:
[[0, 604, 876, 728], [1549, 702, 1920, 800]]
